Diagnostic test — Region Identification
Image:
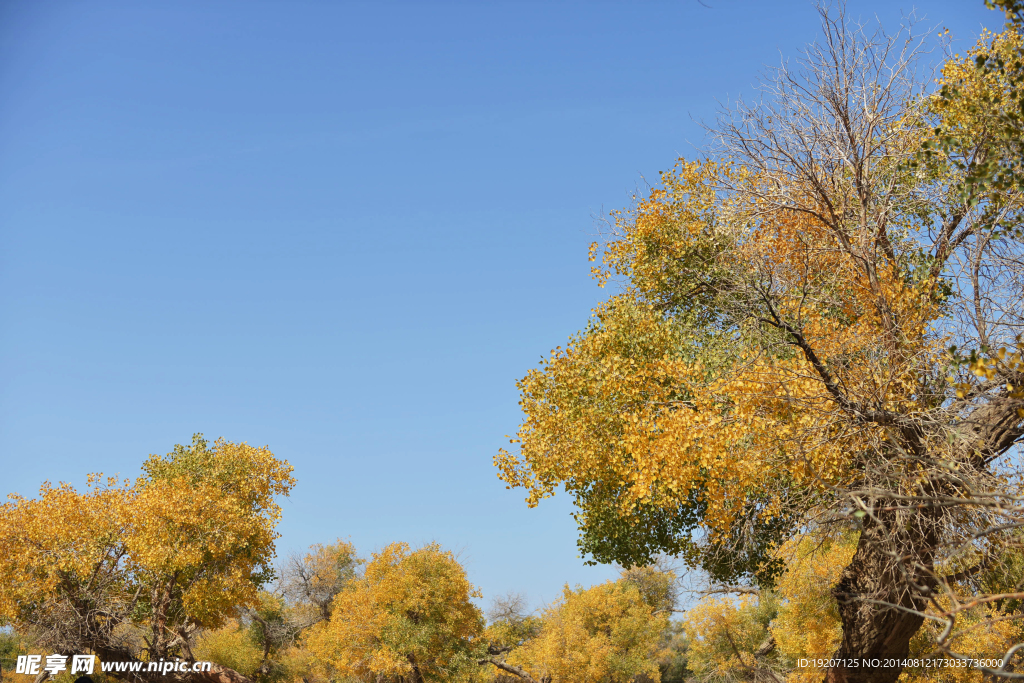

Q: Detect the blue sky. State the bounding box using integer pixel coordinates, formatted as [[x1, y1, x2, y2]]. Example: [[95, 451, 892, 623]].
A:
[[0, 0, 1000, 611]]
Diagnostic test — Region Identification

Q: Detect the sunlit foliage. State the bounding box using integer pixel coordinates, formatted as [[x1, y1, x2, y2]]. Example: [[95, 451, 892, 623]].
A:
[[194, 620, 265, 680], [0, 435, 295, 679], [498, 16, 1024, 680], [769, 533, 858, 681], [279, 539, 362, 625], [506, 577, 669, 683], [684, 593, 779, 682], [305, 542, 483, 683]]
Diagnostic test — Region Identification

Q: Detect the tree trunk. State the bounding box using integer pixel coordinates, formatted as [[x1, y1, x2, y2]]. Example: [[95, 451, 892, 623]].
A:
[[824, 517, 934, 683], [405, 655, 425, 683], [480, 657, 543, 683]]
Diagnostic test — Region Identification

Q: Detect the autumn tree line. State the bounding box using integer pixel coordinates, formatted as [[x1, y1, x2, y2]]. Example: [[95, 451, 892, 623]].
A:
[[4, 2, 1024, 682], [0, 436, 724, 683], [3, 436, 1018, 683]]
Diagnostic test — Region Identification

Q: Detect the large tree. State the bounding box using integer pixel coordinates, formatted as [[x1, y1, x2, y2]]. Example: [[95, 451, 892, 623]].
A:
[[496, 7, 1024, 682], [0, 435, 295, 683]]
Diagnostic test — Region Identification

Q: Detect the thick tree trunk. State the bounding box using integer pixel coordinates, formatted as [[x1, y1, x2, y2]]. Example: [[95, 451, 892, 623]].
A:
[[824, 519, 934, 683]]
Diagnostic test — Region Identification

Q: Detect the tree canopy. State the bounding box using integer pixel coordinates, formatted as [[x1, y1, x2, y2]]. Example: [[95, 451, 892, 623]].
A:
[[305, 542, 484, 683], [497, 10, 1024, 682], [0, 435, 295, 683]]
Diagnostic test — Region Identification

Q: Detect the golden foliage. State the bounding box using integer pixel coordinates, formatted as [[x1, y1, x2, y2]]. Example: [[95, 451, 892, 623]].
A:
[[683, 593, 777, 683], [497, 155, 945, 565], [194, 620, 265, 679], [679, 530, 1024, 683], [930, 27, 1024, 163], [770, 533, 858, 682], [0, 476, 131, 623], [897, 606, 1024, 683], [0, 435, 295, 658], [280, 538, 363, 624], [506, 577, 669, 683], [305, 542, 483, 683]]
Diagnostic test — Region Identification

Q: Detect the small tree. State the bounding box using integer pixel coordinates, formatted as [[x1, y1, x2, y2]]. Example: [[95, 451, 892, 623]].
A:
[[305, 542, 483, 683], [482, 571, 672, 683], [279, 539, 362, 625]]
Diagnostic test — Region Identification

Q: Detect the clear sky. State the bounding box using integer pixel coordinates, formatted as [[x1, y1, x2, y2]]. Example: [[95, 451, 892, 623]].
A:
[[0, 0, 1001, 612]]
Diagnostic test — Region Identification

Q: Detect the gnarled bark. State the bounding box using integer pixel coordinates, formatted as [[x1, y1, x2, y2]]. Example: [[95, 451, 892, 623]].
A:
[[824, 516, 937, 683]]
